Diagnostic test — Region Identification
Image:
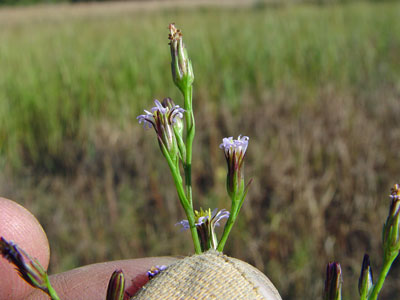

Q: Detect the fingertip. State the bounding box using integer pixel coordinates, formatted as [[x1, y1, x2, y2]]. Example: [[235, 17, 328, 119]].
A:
[[26, 257, 179, 300], [0, 197, 50, 300]]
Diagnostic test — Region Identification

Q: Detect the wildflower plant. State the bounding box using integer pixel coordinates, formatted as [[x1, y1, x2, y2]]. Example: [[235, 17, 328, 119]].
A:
[[137, 23, 250, 255], [0, 22, 250, 300], [1, 22, 400, 300], [323, 184, 400, 300]]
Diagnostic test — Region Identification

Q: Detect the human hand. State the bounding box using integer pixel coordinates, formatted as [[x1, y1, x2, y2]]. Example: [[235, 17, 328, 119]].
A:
[[0, 197, 178, 300]]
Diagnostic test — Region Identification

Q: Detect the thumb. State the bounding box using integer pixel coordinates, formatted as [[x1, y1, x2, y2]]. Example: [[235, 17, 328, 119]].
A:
[[26, 256, 179, 299], [0, 197, 50, 300]]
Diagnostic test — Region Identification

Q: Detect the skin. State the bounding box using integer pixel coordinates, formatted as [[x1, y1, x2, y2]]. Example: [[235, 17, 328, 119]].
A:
[[0, 197, 178, 300]]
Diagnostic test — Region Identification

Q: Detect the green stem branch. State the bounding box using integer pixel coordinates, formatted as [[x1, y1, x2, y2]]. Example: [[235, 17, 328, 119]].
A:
[[45, 275, 60, 300], [368, 254, 398, 300], [183, 85, 195, 208], [160, 142, 201, 254]]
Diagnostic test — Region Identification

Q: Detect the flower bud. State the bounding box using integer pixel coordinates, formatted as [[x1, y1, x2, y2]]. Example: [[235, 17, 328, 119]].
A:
[[324, 262, 342, 300], [168, 23, 194, 94], [382, 184, 400, 260], [358, 254, 373, 299], [0, 237, 49, 293], [106, 269, 125, 300]]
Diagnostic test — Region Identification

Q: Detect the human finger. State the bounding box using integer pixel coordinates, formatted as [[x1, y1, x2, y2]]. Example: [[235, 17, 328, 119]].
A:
[[26, 256, 179, 299], [0, 197, 50, 300]]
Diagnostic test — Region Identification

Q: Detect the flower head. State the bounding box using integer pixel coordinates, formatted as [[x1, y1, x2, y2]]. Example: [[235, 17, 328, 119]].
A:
[[0, 237, 49, 293], [176, 208, 229, 251], [219, 135, 249, 199], [168, 23, 194, 94], [137, 98, 185, 160]]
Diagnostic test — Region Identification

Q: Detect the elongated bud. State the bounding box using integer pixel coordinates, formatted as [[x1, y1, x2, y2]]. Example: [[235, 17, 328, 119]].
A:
[[324, 262, 342, 300], [106, 269, 125, 300], [168, 23, 194, 95], [0, 237, 49, 293], [219, 135, 249, 200], [358, 254, 373, 299], [382, 184, 400, 260]]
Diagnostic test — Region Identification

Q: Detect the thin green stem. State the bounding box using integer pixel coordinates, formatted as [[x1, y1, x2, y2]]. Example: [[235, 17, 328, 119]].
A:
[[183, 85, 195, 208], [45, 275, 60, 300], [217, 207, 238, 252], [217, 194, 240, 252], [160, 142, 201, 253], [368, 254, 398, 300]]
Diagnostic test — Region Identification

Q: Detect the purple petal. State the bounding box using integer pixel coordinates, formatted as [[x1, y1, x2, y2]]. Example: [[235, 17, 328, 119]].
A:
[[175, 220, 190, 231]]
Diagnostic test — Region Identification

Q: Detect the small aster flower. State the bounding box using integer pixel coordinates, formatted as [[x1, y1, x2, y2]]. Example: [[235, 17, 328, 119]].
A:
[[0, 237, 49, 293], [137, 98, 185, 160], [219, 135, 249, 199], [176, 208, 230, 251], [147, 265, 167, 279]]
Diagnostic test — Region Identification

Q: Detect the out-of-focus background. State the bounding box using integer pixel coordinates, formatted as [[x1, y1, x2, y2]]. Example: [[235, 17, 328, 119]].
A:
[[0, 0, 399, 298]]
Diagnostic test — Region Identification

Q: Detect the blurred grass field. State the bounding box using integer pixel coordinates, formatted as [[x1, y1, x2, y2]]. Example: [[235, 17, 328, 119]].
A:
[[1, 1, 400, 299]]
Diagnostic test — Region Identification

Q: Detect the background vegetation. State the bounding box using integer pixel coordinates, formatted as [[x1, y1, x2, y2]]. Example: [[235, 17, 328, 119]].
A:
[[1, 1, 400, 299]]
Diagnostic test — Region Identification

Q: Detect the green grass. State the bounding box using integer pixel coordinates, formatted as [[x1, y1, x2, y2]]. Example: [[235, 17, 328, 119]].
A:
[[1, 1, 400, 299]]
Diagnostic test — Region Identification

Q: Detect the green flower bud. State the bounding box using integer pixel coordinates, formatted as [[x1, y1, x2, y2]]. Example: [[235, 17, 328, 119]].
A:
[[0, 237, 49, 293], [358, 254, 373, 299], [106, 269, 125, 300], [168, 23, 194, 95], [382, 184, 400, 260], [324, 262, 342, 300]]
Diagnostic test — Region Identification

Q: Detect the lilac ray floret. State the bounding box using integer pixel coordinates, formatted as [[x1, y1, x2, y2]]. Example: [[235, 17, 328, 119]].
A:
[[137, 110, 154, 129], [212, 208, 230, 227], [219, 135, 249, 154], [147, 265, 167, 279], [175, 220, 190, 231], [176, 208, 229, 231], [137, 99, 185, 130], [151, 99, 168, 115], [170, 106, 185, 123]]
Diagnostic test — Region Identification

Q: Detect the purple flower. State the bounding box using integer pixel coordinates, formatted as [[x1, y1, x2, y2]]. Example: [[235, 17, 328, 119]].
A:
[[137, 99, 184, 130], [176, 208, 230, 251], [137, 98, 185, 156], [219, 135, 249, 198], [147, 265, 167, 279], [219, 135, 249, 157]]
